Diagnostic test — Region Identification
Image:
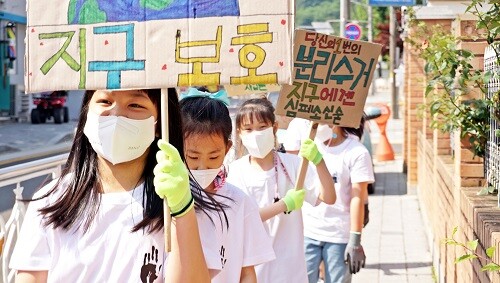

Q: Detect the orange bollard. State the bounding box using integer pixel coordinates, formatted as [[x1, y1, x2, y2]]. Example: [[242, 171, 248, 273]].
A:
[[374, 103, 395, 162]]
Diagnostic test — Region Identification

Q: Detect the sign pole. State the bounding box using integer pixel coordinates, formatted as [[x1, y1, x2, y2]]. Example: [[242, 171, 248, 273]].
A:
[[294, 121, 318, 190], [161, 89, 172, 252]]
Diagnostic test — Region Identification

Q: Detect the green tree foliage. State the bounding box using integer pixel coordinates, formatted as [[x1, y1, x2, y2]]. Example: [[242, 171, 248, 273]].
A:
[[296, 0, 388, 44], [406, 16, 490, 157], [444, 227, 500, 272], [372, 8, 401, 58], [297, 0, 329, 9], [296, 1, 340, 27]]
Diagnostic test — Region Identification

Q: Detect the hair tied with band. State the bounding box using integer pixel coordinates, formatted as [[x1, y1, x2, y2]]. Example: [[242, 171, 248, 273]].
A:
[[179, 88, 230, 106]]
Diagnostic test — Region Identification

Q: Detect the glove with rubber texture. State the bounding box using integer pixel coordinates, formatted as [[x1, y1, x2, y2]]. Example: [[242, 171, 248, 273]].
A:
[[344, 232, 366, 274], [282, 189, 305, 212], [300, 138, 323, 165], [153, 140, 193, 217]]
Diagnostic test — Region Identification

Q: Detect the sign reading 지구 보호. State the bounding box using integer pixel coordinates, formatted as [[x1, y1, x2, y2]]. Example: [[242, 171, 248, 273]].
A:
[[275, 30, 382, 128], [26, 0, 294, 93]]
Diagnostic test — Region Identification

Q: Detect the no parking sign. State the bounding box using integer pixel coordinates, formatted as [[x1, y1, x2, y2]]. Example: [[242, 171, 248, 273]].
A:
[[345, 23, 362, 40]]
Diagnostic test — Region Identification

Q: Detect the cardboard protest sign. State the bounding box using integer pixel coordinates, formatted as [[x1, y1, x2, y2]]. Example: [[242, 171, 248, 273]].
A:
[[26, 0, 294, 93], [275, 30, 382, 128], [224, 83, 281, 96]]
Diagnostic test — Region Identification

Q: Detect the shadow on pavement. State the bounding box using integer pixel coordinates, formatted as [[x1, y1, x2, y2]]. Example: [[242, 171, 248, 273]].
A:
[[364, 261, 433, 275], [371, 172, 407, 196]]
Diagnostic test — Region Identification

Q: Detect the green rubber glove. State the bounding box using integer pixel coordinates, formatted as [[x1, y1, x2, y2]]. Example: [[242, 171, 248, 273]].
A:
[[282, 189, 305, 212], [300, 138, 323, 165], [153, 140, 193, 217]]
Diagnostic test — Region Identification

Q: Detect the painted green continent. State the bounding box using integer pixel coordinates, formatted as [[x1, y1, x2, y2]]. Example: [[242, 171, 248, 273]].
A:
[[79, 0, 107, 24], [140, 0, 174, 11]]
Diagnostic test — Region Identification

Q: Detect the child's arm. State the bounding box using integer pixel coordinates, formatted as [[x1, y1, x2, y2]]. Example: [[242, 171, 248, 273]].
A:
[[259, 201, 287, 221], [259, 190, 305, 221], [344, 182, 368, 274], [240, 266, 257, 283], [155, 141, 211, 282], [15, 271, 48, 283], [299, 139, 336, 205], [167, 209, 211, 283], [350, 182, 368, 233]]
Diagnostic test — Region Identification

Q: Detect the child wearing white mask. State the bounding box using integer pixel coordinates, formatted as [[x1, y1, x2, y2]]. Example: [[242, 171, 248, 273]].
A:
[[179, 88, 275, 283], [302, 119, 374, 283], [10, 89, 221, 282], [227, 98, 336, 283], [282, 117, 333, 155]]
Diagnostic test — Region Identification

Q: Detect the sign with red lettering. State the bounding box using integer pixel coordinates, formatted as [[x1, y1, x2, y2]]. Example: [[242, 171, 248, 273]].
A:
[[275, 29, 382, 128]]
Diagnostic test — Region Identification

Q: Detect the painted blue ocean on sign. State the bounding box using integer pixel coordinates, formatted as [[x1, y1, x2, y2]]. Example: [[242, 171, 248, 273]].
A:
[[68, 0, 241, 24]]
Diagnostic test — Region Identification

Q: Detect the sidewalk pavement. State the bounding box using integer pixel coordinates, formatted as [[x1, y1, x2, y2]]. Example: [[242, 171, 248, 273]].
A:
[[351, 89, 434, 282], [0, 120, 77, 165]]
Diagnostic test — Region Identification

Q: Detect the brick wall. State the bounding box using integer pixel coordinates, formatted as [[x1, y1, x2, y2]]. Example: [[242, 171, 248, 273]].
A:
[[410, 17, 500, 282], [404, 41, 425, 183], [405, 19, 453, 185]]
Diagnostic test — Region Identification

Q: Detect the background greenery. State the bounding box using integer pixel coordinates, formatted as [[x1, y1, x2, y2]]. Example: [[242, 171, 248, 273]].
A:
[[296, 0, 391, 56]]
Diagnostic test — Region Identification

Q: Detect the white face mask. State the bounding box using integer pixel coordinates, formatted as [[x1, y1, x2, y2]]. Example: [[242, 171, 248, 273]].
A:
[[83, 111, 156, 165], [314, 124, 333, 144], [191, 168, 220, 189], [240, 127, 275, 158]]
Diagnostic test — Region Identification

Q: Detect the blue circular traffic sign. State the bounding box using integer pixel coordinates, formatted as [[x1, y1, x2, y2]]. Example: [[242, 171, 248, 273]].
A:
[[345, 23, 362, 40]]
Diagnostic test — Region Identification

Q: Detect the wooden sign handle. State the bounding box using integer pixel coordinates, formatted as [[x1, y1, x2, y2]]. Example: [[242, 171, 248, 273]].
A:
[[160, 89, 172, 252], [294, 121, 318, 190]]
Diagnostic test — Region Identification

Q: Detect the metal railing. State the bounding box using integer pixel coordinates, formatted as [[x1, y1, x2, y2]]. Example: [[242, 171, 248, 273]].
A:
[[0, 153, 67, 283], [484, 45, 500, 207]]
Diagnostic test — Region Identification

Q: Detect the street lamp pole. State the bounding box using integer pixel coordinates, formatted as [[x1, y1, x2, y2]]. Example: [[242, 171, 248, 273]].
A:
[[368, 4, 373, 42], [389, 6, 399, 119], [340, 0, 350, 37]]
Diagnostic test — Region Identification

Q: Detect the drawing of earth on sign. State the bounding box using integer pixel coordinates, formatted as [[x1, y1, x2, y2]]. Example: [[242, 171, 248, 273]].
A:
[[68, 0, 240, 24]]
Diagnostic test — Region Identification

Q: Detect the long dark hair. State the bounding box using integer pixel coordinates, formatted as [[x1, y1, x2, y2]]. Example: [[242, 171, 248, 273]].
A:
[[180, 92, 233, 228], [341, 114, 366, 140], [37, 88, 222, 233]]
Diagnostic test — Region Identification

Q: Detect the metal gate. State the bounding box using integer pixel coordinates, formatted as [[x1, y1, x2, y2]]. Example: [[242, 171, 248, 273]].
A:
[[484, 45, 500, 206]]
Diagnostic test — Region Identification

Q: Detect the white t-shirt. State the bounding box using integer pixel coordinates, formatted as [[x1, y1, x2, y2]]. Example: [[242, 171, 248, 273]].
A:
[[283, 118, 313, 151], [9, 176, 221, 283], [227, 152, 320, 283], [303, 137, 375, 244], [197, 183, 275, 283]]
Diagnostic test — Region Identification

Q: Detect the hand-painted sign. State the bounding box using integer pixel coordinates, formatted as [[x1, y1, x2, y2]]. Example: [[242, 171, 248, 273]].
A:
[[369, 0, 421, 6], [26, 0, 294, 93], [275, 30, 382, 128]]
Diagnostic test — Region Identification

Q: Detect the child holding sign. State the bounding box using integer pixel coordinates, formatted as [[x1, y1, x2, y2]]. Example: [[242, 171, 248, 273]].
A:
[[10, 89, 220, 283], [302, 119, 374, 283], [227, 97, 336, 283], [179, 88, 275, 283]]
